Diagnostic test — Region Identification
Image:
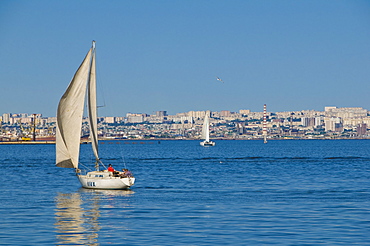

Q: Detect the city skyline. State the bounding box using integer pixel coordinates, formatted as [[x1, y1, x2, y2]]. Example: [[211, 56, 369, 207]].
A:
[[1, 1, 370, 117], [1, 105, 369, 141], [1, 105, 369, 120]]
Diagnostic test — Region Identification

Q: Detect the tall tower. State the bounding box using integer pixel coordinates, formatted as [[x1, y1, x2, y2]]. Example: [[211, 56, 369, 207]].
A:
[[263, 104, 267, 143]]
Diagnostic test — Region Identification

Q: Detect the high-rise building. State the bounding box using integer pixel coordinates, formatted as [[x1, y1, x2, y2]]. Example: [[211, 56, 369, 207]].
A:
[[236, 122, 246, 134], [314, 117, 323, 127], [126, 113, 145, 123], [356, 123, 367, 136], [105, 117, 116, 124], [239, 109, 250, 115], [325, 106, 367, 118], [2, 113, 10, 123], [187, 111, 206, 118], [324, 117, 343, 132], [301, 117, 316, 127], [156, 111, 167, 117], [220, 110, 231, 117]]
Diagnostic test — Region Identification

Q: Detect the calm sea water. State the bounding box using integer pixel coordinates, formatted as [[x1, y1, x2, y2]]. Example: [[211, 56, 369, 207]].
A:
[[0, 140, 369, 245]]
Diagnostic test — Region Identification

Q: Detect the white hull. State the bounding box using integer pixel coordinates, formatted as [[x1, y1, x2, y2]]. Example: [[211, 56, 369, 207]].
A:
[[200, 141, 215, 146], [78, 171, 135, 190]]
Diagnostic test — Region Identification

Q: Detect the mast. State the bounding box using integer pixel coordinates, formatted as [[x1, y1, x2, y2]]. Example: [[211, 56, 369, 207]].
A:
[[263, 104, 267, 144], [87, 40, 100, 171]]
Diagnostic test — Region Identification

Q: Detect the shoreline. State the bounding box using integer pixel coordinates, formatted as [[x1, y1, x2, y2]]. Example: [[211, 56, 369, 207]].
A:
[[1, 138, 369, 145]]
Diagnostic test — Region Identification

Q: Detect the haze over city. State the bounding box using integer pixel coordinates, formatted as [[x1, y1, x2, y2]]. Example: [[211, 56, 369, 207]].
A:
[[1, 1, 370, 117]]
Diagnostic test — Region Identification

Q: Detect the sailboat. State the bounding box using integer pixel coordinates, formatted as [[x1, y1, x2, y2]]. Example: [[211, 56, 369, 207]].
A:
[[200, 112, 215, 146], [56, 41, 135, 189]]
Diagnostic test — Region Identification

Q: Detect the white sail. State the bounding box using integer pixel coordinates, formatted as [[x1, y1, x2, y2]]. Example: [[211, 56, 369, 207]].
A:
[[56, 48, 93, 169], [87, 42, 99, 164], [202, 114, 210, 142]]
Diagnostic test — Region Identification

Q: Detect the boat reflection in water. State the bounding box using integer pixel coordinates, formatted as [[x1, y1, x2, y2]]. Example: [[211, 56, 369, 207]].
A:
[[54, 189, 134, 245]]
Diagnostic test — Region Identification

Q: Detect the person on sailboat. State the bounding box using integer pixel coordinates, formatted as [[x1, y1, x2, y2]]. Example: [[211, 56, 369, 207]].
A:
[[108, 164, 120, 176], [120, 168, 133, 178], [108, 164, 115, 172]]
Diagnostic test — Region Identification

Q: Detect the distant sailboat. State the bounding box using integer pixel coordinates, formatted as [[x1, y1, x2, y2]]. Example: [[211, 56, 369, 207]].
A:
[[56, 41, 135, 189], [200, 112, 215, 146]]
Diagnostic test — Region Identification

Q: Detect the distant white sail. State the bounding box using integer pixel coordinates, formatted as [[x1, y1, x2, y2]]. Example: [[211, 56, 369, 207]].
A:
[[200, 111, 215, 146], [56, 48, 93, 169], [202, 114, 210, 142]]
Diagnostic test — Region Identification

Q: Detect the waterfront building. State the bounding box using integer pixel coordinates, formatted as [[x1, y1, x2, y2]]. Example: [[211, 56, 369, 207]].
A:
[[324, 117, 343, 132], [356, 123, 367, 136]]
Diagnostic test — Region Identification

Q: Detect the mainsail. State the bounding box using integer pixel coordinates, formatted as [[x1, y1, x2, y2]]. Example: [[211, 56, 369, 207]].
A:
[[201, 114, 210, 142], [56, 45, 95, 169]]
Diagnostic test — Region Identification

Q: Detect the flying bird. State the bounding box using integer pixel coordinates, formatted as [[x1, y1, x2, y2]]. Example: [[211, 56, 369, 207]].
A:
[[216, 76, 224, 83]]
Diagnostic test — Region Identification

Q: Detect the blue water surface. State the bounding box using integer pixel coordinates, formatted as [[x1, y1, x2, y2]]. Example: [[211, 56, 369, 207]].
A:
[[0, 140, 369, 245]]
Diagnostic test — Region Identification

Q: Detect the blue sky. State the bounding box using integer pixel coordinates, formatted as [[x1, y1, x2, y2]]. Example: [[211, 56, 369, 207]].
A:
[[1, 0, 370, 117]]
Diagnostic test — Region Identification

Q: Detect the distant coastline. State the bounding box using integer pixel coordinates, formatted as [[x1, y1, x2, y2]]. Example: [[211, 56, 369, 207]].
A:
[[1, 107, 370, 141], [1, 137, 369, 145]]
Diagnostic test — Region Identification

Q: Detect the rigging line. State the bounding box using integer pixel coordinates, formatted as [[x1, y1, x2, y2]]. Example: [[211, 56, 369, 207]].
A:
[[99, 108, 129, 169], [93, 46, 129, 170], [97, 88, 129, 170], [78, 162, 93, 172], [95, 50, 107, 110], [117, 142, 128, 169], [99, 159, 107, 170]]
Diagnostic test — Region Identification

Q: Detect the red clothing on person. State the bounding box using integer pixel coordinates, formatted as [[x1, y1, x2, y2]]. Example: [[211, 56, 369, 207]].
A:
[[108, 166, 114, 172]]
